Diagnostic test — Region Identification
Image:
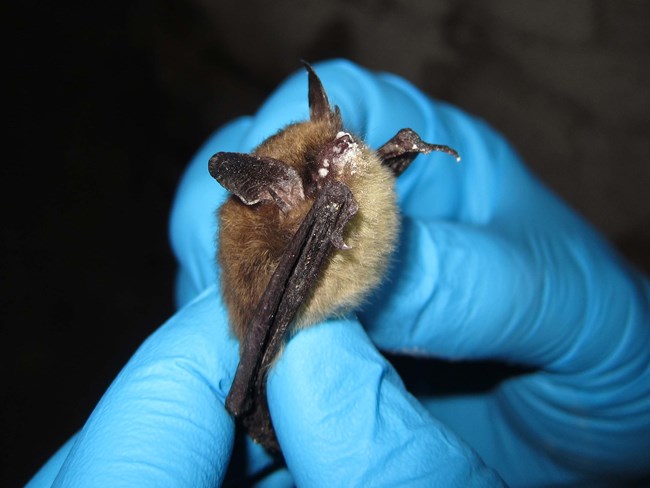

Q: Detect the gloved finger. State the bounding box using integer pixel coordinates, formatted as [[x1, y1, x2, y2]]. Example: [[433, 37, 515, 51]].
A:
[[49, 287, 238, 487], [359, 216, 578, 366], [421, 346, 650, 485], [419, 392, 585, 487], [267, 319, 505, 487], [26, 435, 77, 487]]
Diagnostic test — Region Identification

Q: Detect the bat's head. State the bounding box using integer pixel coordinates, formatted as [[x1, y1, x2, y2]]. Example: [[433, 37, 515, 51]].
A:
[[208, 62, 389, 213]]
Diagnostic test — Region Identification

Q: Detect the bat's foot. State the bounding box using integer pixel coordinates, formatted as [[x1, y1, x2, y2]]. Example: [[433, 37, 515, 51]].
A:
[[230, 381, 281, 455]]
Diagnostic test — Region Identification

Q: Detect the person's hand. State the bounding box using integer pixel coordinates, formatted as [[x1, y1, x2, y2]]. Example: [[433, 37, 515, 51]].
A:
[[27, 59, 649, 487], [168, 59, 650, 485], [26, 287, 241, 487], [27, 60, 504, 487], [352, 65, 650, 485]]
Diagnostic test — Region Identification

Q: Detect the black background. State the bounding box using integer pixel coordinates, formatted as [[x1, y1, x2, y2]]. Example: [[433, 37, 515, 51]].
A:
[[3, 1, 649, 486]]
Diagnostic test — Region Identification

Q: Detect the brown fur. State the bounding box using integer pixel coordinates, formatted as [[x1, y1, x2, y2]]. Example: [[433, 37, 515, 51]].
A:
[[218, 118, 399, 342]]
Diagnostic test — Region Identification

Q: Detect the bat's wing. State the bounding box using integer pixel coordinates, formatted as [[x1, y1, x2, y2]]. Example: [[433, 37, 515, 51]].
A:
[[224, 178, 358, 452], [377, 128, 460, 176]]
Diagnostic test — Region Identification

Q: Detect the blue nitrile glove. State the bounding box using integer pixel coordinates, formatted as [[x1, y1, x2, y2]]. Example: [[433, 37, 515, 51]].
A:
[[171, 60, 650, 485], [28, 59, 650, 487], [27, 60, 503, 488]]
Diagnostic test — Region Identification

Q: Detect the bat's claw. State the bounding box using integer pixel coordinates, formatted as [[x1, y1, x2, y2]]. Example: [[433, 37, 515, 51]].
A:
[[330, 234, 352, 250], [324, 181, 359, 251]]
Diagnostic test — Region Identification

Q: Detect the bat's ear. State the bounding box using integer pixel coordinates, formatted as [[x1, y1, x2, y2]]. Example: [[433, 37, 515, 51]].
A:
[[377, 128, 460, 177], [209, 152, 305, 213], [301, 60, 343, 128]]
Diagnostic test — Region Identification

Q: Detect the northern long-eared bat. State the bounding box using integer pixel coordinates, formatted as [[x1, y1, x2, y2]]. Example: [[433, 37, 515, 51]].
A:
[[208, 62, 459, 453]]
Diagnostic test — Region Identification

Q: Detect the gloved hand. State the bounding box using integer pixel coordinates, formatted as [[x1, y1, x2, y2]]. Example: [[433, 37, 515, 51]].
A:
[[28, 59, 650, 487], [171, 60, 650, 486]]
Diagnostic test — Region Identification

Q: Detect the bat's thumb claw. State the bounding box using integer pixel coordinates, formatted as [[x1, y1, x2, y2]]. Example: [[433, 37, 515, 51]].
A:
[[323, 180, 358, 251], [330, 234, 352, 250]]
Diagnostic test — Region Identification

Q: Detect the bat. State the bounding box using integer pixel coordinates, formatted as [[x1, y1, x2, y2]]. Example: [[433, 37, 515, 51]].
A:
[[208, 62, 459, 454]]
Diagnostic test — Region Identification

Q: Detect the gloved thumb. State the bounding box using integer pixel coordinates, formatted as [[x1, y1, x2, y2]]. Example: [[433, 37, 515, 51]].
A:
[[267, 318, 504, 487]]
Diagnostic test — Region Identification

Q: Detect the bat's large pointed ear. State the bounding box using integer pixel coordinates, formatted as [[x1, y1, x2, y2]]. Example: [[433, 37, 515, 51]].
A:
[[302, 60, 342, 128]]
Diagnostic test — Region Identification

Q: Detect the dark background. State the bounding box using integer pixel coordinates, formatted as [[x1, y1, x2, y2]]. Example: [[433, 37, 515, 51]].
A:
[[3, 1, 649, 486]]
